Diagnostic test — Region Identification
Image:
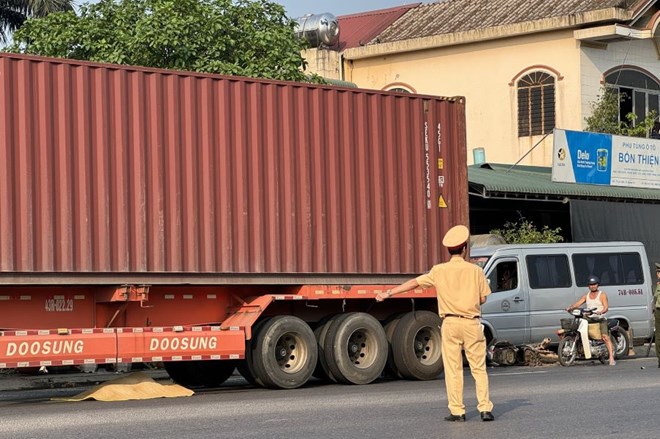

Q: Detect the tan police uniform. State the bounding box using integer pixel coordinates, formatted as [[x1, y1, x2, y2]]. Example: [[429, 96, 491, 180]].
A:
[[415, 225, 494, 416]]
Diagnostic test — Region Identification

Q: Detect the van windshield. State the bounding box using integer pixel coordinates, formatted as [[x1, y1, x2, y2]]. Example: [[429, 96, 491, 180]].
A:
[[470, 256, 490, 269]]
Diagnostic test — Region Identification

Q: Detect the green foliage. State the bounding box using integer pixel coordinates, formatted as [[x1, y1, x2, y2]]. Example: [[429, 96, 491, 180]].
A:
[[585, 87, 658, 137], [490, 218, 563, 244], [10, 0, 319, 82]]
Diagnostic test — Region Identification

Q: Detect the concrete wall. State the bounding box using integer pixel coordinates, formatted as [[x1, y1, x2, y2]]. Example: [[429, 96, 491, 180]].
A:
[[302, 48, 341, 80]]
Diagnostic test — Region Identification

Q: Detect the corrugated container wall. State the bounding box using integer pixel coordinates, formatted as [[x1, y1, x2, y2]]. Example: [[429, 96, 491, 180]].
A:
[[0, 53, 468, 284]]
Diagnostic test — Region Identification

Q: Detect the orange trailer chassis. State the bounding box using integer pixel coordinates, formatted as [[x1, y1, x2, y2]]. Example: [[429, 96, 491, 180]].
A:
[[0, 284, 436, 368]]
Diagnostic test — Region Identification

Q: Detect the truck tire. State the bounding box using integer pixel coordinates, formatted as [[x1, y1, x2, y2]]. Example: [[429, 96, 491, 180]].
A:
[[312, 315, 342, 382], [323, 312, 387, 385], [164, 361, 204, 387], [383, 314, 404, 379], [238, 318, 270, 387], [251, 316, 317, 389], [165, 360, 236, 388], [197, 360, 237, 388], [391, 311, 443, 380]]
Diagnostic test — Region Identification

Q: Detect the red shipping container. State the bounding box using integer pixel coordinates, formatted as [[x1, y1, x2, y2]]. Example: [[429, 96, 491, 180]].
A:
[[0, 53, 467, 285]]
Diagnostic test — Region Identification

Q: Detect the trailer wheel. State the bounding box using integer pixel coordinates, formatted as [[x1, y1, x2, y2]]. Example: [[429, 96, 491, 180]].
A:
[[324, 312, 387, 385], [165, 360, 236, 388], [251, 316, 317, 389], [383, 314, 404, 379], [312, 315, 342, 382], [238, 318, 270, 386], [163, 361, 202, 387], [164, 361, 204, 387], [197, 360, 237, 388], [391, 311, 443, 380]]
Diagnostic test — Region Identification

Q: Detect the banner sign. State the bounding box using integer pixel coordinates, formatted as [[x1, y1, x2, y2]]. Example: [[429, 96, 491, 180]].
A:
[[552, 129, 660, 189]]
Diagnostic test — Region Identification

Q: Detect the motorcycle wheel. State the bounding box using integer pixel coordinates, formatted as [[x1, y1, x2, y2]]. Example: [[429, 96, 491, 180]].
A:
[[610, 329, 630, 360], [558, 336, 577, 367]]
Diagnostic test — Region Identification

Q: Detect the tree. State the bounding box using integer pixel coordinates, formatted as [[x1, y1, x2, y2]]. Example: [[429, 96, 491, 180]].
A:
[[585, 86, 658, 137], [9, 0, 316, 82], [1, 0, 73, 44], [1, 1, 24, 44], [490, 217, 563, 244]]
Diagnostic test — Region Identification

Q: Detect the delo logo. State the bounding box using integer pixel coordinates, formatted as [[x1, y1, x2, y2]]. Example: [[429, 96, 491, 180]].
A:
[[577, 150, 590, 160]]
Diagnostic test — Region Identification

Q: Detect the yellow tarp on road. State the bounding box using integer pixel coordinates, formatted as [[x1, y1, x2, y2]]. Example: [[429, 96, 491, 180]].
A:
[[53, 371, 194, 402]]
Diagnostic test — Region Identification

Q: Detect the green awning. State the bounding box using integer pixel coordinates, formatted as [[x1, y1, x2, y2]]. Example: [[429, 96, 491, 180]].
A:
[[469, 163, 660, 202]]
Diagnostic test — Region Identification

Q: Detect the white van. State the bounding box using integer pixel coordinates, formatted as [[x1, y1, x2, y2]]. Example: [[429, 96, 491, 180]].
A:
[[470, 242, 654, 355]]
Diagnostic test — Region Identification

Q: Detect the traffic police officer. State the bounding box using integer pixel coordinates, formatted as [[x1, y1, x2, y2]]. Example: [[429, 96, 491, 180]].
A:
[[376, 225, 494, 422]]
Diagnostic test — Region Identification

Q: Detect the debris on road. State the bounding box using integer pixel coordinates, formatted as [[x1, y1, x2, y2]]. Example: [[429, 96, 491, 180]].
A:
[[488, 338, 557, 367]]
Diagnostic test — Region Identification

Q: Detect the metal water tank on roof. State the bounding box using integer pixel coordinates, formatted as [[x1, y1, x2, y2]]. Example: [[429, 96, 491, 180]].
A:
[[295, 13, 340, 47]]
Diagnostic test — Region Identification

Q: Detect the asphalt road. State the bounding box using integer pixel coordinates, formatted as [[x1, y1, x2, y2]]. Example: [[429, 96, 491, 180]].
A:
[[0, 356, 658, 439]]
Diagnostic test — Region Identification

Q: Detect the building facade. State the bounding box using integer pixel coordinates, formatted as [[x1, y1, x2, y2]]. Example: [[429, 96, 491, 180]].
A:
[[306, 1, 660, 167]]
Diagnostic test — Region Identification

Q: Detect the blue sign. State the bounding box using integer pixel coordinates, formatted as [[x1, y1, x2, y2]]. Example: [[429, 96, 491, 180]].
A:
[[552, 129, 660, 189]]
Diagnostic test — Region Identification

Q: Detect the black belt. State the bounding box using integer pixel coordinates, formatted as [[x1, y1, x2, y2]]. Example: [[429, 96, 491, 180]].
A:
[[443, 314, 480, 320]]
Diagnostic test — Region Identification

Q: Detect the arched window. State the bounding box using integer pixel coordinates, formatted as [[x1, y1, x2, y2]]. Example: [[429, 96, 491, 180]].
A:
[[604, 69, 660, 127], [517, 72, 555, 137], [387, 87, 412, 94], [383, 83, 415, 94]]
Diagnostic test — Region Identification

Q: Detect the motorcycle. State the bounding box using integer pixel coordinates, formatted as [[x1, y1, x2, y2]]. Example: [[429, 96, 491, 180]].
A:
[[556, 307, 627, 366]]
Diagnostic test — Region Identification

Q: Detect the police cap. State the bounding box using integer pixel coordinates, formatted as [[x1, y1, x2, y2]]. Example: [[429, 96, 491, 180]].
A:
[[442, 225, 469, 249]]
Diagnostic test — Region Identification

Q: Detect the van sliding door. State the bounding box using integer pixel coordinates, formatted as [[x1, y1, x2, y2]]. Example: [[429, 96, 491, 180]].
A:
[[525, 254, 573, 343]]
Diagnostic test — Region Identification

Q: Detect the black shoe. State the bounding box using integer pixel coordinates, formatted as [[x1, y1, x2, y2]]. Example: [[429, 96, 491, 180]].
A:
[[444, 414, 466, 422], [480, 411, 495, 422]]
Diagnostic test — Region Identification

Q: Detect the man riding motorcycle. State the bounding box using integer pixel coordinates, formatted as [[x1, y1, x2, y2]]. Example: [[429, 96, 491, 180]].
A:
[[566, 275, 616, 366]]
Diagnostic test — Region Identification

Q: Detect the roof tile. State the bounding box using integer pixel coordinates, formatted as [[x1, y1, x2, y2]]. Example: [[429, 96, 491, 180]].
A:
[[337, 4, 420, 49], [377, 0, 638, 43]]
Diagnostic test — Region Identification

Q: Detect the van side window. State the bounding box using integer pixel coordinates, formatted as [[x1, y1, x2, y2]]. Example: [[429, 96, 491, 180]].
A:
[[487, 261, 518, 293], [526, 254, 571, 289], [572, 252, 644, 286]]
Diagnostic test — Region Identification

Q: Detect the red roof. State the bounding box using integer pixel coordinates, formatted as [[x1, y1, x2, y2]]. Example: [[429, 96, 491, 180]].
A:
[[337, 3, 421, 50]]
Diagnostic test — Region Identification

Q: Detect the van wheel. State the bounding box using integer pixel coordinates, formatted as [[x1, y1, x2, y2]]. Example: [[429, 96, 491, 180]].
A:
[[391, 311, 443, 380], [251, 316, 317, 389], [323, 312, 388, 385], [611, 328, 630, 360]]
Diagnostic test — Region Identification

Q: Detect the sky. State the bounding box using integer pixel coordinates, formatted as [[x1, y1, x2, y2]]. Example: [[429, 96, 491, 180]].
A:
[[275, 1, 425, 18], [78, 1, 426, 18]]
